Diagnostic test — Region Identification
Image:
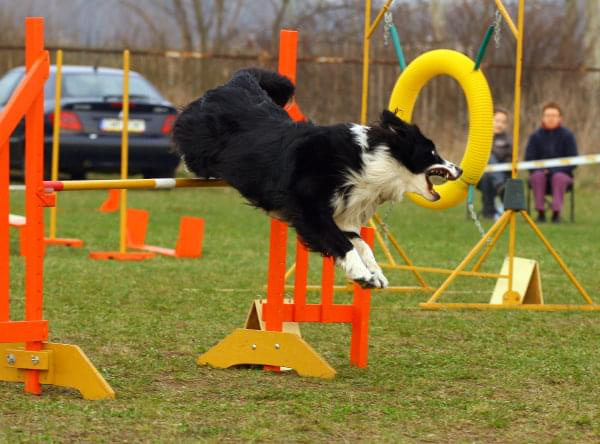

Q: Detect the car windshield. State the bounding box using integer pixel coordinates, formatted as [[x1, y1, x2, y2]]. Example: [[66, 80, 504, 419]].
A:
[[61, 72, 164, 101], [0, 69, 24, 105], [1, 69, 166, 105]]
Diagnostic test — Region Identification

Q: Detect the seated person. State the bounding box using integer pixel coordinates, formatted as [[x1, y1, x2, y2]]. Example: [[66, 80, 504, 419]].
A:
[[525, 102, 577, 223], [477, 108, 512, 219]]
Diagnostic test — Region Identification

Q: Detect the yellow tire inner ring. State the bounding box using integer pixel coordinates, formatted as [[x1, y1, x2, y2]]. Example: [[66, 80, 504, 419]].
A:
[[388, 49, 493, 210]]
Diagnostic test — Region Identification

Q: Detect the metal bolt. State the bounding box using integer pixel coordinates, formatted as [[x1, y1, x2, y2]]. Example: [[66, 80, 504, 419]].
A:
[[251, 344, 257, 350], [274, 343, 280, 350], [31, 355, 40, 366], [6, 354, 16, 365]]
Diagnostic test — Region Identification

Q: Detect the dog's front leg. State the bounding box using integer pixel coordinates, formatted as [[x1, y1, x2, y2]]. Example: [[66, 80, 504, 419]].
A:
[[349, 236, 388, 289], [335, 248, 385, 289], [340, 231, 388, 289], [289, 208, 385, 289]]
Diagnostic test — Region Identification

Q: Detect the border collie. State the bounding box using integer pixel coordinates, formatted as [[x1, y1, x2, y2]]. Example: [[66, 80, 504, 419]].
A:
[[173, 68, 461, 288]]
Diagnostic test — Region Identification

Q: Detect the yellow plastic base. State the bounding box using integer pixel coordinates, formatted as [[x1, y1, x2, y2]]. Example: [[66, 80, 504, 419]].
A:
[[0, 342, 115, 400], [197, 328, 335, 379], [420, 303, 600, 312], [490, 257, 543, 305]]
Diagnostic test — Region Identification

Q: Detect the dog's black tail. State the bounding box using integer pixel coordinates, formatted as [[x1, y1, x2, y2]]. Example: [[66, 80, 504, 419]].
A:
[[234, 68, 295, 108]]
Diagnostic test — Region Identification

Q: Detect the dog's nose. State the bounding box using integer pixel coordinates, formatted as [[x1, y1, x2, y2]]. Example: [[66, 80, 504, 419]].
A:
[[455, 166, 463, 178]]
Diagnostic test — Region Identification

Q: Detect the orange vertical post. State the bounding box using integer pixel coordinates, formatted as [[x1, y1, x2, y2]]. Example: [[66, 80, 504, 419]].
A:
[[350, 227, 374, 368], [264, 29, 300, 333], [320, 256, 335, 322], [23, 17, 46, 395], [278, 29, 298, 84], [293, 239, 309, 320], [0, 140, 8, 322], [264, 220, 287, 332]]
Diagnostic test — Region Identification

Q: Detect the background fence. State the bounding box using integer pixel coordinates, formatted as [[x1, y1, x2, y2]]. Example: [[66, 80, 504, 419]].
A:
[[1, 44, 598, 168]]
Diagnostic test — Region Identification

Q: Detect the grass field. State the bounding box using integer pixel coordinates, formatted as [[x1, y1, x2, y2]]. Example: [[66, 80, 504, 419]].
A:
[[2, 173, 600, 442]]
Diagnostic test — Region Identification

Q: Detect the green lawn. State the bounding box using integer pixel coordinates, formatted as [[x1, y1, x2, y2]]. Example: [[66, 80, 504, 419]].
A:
[[2, 173, 600, 442]]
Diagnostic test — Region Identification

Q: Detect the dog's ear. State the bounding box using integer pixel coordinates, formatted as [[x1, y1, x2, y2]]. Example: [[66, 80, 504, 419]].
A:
[[380, 109, 411, 136]]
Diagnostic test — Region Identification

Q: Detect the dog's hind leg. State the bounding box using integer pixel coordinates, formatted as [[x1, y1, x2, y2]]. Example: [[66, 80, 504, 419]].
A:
[[291, 211, 386, 289]]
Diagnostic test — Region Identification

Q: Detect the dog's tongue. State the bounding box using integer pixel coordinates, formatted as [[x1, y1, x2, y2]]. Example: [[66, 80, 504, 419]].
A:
[[426, 177, 441, 201]]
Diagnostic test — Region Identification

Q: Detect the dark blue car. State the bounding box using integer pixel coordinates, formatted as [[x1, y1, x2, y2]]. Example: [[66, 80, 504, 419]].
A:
[[0, 65, 181, 179]]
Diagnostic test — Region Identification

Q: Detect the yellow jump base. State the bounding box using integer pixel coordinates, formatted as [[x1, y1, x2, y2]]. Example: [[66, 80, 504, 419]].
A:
[[197, 329, 336, 379], [0, 342, 115, 400]]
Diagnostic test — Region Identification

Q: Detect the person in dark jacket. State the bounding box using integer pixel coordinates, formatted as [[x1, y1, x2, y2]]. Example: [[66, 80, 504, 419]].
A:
[[525, 102, 577, 223], [477, 108, 512, 219]]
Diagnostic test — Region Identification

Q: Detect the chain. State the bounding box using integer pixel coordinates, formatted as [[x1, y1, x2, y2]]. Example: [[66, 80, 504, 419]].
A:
[[381, 201, 395, 225], [467, 203, 491, 245], [493, 9, 502, 48], [373, 202, 395, 250], [383, 11, 393, 46], [466, 185, 491, 246]]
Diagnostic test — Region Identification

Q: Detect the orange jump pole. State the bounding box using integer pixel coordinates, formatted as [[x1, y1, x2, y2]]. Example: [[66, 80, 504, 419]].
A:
[[23, 16, 47, 395], [198, 30, 373, 378], [265, 29, 374, 369], [263, 28, 301, 336], [0, 18, 113, 400]]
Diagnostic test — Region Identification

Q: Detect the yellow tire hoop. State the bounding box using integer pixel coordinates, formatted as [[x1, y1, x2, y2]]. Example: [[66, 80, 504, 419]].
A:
[[388, 49, 493, 210]]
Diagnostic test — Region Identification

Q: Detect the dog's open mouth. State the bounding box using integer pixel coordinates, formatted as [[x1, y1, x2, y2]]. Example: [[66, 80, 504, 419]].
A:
[[425, 164, 461, 200]]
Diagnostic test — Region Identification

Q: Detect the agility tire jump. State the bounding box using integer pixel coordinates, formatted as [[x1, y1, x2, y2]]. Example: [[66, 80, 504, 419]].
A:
[[389, 49, 494, 210]]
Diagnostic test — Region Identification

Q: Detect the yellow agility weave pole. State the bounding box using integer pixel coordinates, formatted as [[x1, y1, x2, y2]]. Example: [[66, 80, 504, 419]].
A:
[[88, 50, 155, 261], [48, 49, 62, 240], [44, 49, 83, 248], [44, 49, 84, 248], [119, 49, 130, 254]]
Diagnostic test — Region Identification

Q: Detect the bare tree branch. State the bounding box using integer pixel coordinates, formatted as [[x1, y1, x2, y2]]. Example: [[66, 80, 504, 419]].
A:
[[173, 0, 194, 50]]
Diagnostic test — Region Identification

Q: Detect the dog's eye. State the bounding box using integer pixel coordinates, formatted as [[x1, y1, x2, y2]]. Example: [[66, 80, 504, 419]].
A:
[[431, 150, 435, 156]]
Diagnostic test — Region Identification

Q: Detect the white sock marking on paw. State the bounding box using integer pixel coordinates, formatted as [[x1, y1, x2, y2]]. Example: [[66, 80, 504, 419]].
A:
[[336, 248, 372, 283], [350, 238, 388, 288]]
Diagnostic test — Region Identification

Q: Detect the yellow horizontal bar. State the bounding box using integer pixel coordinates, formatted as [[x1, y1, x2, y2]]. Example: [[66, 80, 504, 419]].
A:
[[420, 303, 600, 312], [380, 263, 507, 279], [47, 178, 228, 191], [494, 0, 518, 39], [3, 348, 50, 370], [284, 284, 434, 293], [366, 0, 394, 39]]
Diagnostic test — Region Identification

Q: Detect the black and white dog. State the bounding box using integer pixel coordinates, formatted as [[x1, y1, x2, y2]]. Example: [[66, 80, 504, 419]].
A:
[[173, 68, 461, 288]]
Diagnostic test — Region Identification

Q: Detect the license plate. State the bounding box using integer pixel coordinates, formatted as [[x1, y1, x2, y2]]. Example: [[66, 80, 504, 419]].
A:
[[100, 118, 146, 133]]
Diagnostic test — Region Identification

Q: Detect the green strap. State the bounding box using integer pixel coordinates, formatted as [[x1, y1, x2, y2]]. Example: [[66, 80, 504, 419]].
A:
[[474, 25, 494, 70], [389, 24, 407, 71], [467, 184, 475, 206]]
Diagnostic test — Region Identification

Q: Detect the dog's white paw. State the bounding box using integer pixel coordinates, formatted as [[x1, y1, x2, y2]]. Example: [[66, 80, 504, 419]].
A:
[[373, 269, 389, 289], [354, 272, 387, 289], [337, 249, 387, 289], [350, 238, 388, 289], [337, 248, 371, 281]]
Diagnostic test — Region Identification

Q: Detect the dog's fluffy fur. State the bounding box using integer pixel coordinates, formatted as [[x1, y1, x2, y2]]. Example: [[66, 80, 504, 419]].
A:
[[173, 68, 461, 288]]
